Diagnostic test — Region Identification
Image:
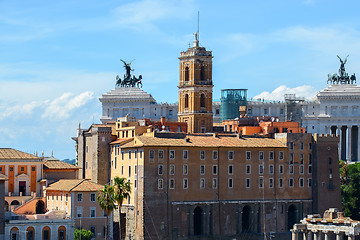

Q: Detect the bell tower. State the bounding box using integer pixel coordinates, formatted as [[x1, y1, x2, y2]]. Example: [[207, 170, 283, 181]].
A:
[[178, 33, 213, 133]]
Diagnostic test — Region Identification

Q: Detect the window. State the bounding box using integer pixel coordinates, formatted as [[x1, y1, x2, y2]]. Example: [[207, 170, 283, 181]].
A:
[[213, 150, 218, 160], [149, 150, 155, 162], [158, 150, 164, 161], [169, 150, 175, 160], [184, 67, 189, 82], [246, 165, 251, 174], [309, 154, 312, 165], [259, 178, 264, 188], [228, 151, 234, 160], [169, 165, 175, 175], [289, 165, 294, 174], [246, 151, 251, 160], [308, 178, 312, 187], [135, 165, 137, 175], [228, 178, 233, 188], [90, 227, 96, 238], [200, 178, 205, 189], [309, 143, 312, 150], [128, 150, 131, 160], [121, 151, 124, 161], [200, 94, 206, 108], [269, 164, 274, 174], [259, 151, 264, 160], [300, 165, 304, 174], [289, 178, 294, 187], [246, 178, 250, 188], [200, 150, 205, 160], [134, 179, 137, 188], [77, 207, 83, 217], [90, 207, 96, 217], [169, 179, 175, 189], [299, 178, 304, 187], [279, 151, 284, 160], [183, 150, 188, 160], [269, 178, 274, 188], [259, 164, 264, 175], [183, 178, 188, 189], [140, 150, 143, 159], [32, 166, 35, 171], [212, 178, 217, 189], [158, 165, 163, 175], [269, 151, 274, 160], [300, 142, 304, 150], [129, 166, 131, 177], [77, 193, 83, 202], [121, 166, 124, 175], [134, 150, 138, 159], [308, 165, 312, 174], [279, 165, 284, 174], [279, 178, 283, 188], [183, 165, 188, 175], [20, 167, 24, 171], [200, 165, 205, 175], [213, 165, 217, 175], [228, 165, 233, 175], [158, 179, 163, 189], [289, 142, 294, 150], [90, 193, 96, 202], [9, 167, 13, 171], [300, 154, 304, 164], [289, 154, 294, 164]]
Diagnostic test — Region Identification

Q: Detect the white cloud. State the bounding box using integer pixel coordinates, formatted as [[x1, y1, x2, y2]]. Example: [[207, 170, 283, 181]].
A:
[[42, 91, 95, 120], [253, 85, 317, 101]]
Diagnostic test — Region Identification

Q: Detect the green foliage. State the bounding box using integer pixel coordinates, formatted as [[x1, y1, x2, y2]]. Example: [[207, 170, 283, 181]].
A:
[[340, 161, 360, 220], [97, 184, 116, 216], [74, 229, 93, 240], [113, 176, 131, 207]]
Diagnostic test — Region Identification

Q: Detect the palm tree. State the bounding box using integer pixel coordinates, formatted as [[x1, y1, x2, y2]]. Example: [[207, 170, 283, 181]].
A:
[[113, 176, 131, 240], [97, 184, 116, 240]]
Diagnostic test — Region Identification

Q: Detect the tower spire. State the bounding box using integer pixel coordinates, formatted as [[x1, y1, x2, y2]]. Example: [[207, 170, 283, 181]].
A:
[[193, 11, 200, 47]]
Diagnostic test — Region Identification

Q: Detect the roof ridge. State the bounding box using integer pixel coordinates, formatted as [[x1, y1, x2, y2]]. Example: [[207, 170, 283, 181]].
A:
[[69, 179, 86, 191]]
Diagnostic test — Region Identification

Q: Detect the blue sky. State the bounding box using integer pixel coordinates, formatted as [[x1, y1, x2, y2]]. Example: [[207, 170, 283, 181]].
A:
[[1, 0, 360, 159]]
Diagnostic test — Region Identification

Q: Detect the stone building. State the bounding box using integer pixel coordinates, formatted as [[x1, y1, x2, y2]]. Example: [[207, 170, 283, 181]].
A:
[[109, 130, 340, 240]]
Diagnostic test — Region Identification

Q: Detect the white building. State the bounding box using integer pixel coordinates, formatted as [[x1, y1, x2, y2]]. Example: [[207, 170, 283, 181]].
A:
[[99, 87, 178, 123]]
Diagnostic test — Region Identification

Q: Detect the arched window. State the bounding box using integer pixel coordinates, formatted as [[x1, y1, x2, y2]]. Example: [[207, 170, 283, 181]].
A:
[[185, 94, 189, 109], [200, 94, 206, 108], [194, 207, 202, 235], [10, 227, 19, 240], [36, 200, 46, 214], [58, 226, 66, 240], [27, 227, 35, 240], [43, 226, 51, 240], [200, 66, 205, 81], [184, 67, 189, 82]]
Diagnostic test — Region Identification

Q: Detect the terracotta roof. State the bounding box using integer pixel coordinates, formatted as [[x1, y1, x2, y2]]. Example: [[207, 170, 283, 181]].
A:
[[0, 148, 41, 160], [43, 159, 78, 170], [46, 179, 103, 192], [110, 138, 133, 145], [128, 134, 286, 148]]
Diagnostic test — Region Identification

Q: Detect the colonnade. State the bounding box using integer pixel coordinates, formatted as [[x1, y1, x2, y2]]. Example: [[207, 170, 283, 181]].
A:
[[329, 125, 359, 161], [291, 228, 356, 240]]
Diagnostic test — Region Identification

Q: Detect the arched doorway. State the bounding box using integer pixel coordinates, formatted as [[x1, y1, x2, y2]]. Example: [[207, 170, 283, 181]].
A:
[[58, 226, 66, 240], [194, 207, 202, 236], [11, 200, 20, 211], [36, 200, 46, 214], [26, 227, 35, 240], [10, 227, 19, 240], [242, 205, 251, 232], [42, 226, 51, 240], [287, 205, 297, 230]]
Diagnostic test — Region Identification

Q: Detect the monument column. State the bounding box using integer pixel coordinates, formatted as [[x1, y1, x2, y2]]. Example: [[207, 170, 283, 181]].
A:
[[347, 125, 352, 161], [291, 230, 299, 240]]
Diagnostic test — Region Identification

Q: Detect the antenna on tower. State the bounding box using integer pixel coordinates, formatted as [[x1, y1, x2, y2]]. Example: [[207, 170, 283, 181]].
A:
[[197, 11, 200, 43]]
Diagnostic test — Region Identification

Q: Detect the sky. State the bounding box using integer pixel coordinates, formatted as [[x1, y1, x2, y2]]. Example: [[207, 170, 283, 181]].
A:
[[1, 0, 360, 160]]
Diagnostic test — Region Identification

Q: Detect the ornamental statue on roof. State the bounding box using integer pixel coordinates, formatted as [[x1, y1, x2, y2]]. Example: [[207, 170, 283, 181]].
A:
[[327, 55, 356, 85], [116, 59, 143, 88]]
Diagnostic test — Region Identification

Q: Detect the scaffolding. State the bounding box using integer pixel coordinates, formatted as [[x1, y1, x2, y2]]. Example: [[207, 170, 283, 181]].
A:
[[220, 89, 247, 121]]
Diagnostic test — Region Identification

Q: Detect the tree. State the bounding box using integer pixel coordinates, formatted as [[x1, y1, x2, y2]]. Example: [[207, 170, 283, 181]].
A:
[[74, 229, 93, 240], [340, 161, 360, 220], [113, 177, 131, 240], [97, 184, 116, 240]]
